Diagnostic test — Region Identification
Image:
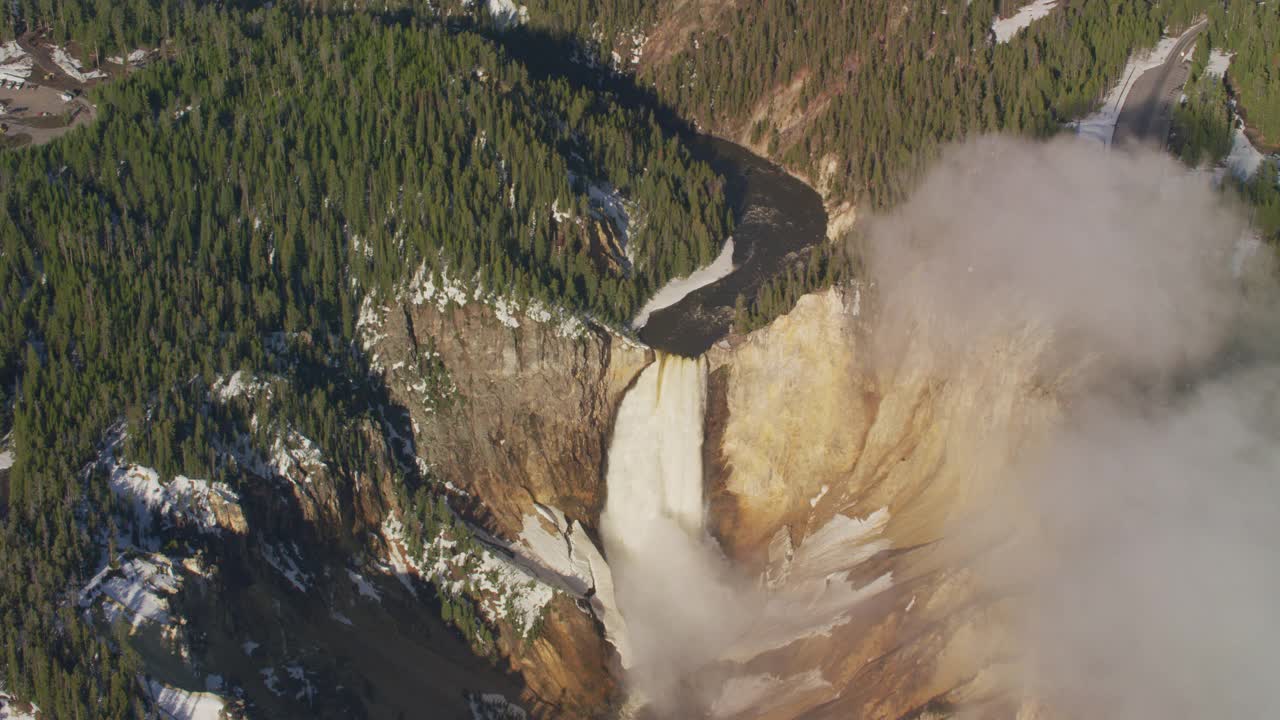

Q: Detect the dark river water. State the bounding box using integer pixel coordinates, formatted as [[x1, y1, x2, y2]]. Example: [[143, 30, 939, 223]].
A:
[[639, 137, 829, 356]]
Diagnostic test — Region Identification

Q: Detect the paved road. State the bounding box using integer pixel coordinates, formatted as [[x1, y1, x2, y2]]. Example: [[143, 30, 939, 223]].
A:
[[1113, 20, 1207, 149]]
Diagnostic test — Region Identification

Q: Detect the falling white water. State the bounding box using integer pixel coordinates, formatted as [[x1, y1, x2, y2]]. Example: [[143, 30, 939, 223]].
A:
[[603, 355, 707, 540], [600, 355, 752, 710]]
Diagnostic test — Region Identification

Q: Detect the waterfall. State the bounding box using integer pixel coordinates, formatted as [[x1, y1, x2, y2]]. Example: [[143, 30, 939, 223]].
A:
[[601, 354, 754, 712], [603, 354, 707, 542]]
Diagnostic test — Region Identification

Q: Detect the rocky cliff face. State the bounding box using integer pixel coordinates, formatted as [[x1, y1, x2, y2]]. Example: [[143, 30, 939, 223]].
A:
[[370, 294, 649, 535], [362, 284, 651, 715], [702, 287, 1066, 719]]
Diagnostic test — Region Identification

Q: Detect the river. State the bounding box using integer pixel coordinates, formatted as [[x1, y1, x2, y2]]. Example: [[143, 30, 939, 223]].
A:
[[639, 137, 829, 357]]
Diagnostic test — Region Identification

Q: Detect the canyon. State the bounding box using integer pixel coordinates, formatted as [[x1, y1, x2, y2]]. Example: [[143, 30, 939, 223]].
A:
[[387, 136, 1273, 719]]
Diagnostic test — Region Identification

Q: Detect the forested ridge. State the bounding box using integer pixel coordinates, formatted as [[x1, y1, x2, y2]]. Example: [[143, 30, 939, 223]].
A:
[[507, 0, 1214, 207], [490, 0, 1280, 322], [0, 3, 733, 715], [516, 0, 1280, 317], [8, 0, 1276, 206]]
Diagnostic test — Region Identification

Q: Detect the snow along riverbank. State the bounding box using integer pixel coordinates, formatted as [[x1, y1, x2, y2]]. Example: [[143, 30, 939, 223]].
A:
[[631, 239, 735, 330]]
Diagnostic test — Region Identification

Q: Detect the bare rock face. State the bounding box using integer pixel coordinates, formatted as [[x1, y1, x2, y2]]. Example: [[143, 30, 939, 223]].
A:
[[500, 593, 623, 717], [374, 298, 648, 536], [208, 491, 249, 535], [705, 287, 1066, 719], [366, 294, 649, 715]]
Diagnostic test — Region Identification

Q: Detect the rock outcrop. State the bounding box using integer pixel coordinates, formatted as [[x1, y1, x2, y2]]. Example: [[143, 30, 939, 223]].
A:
[[702, 287, 1066, 719], [373, 296, 648, 534]]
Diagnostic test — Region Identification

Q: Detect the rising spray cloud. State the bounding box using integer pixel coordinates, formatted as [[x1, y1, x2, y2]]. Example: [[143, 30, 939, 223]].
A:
[[858, 135, 1280, 718]]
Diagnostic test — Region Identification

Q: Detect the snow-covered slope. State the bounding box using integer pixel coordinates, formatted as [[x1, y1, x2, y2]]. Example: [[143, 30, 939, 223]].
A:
[[992, 0, 1059, 44]]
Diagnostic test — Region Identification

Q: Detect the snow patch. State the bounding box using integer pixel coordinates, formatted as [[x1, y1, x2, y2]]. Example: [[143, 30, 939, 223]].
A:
[[493, 296, 521, 329], [0, 41, 33, 85], [0, 42, 26, 64], [259, 668, 282, 696], [79, 555, 180, 630], [550, 198, 572, 223], [261, 542, 312, 591], [1204, 49, 1232, 78], [0, 451, 12, 471], [584, 178, 633, 251], [110, 464, 243, 537], [796, 508, 891, 577], [631, 238, 736, 329], [808, 485, 829, 508], [212, 370, 268, 402], [259, 663, 315, 703], [511, 503, 627, 655], [485, 0, 528, 30], [0, 690, 38, 720], [107, 48, 150, 66], [515, 506, 593, 595], [1225, 125, 1265, 181], [270, 430, 326, 481], [347, 569, 382, 602], [400, 262, 588, 339], [148, 679, 226, 720], [469, 692, 528, 720], [722, 508, 893, 662], [526, 300, 588, 339], [407, 264, 471, 311], [991, 0, 1059, 44], [285, 664, 316, 704], [382, 516, 554, 637], [48, 45, 106, 82]]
